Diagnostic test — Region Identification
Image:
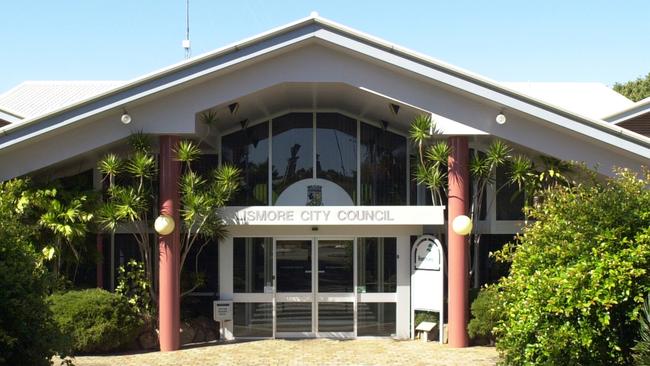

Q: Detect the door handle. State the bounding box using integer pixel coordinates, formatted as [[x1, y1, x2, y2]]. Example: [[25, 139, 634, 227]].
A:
[[305, 270, 312, 273], [318, 270, 325, 274]]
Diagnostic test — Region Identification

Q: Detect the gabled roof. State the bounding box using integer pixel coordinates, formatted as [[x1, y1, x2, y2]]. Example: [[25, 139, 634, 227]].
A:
[[0, 14, 648, 161], [502, 82, 634, 120], [603, 96, 650, 124], [0, 81, 124, 121]]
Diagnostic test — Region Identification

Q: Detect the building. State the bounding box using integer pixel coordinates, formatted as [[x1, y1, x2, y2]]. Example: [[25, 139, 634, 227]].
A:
[[0, 15, 648, 351]]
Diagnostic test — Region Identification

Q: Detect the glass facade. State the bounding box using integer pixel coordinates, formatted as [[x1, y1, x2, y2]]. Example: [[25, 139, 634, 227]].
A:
[[220, 112, 409, 207], [357, 238, 397, 293], [233, 303, 273, 337], [272, 113, 313, 203], [318, 302, 354, 332], [357, 303, 396, 336], [318, 240, 354, 292], [222, 121, 269, 205], [316, 113, 357, 200], [276, 303, 312, 332], [233, 237, 273, 293], [496, 164, 526, 220], [360, 122, 407, 205]]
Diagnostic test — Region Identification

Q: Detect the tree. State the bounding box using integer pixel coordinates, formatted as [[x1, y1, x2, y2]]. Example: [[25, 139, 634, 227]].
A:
[[0, 179, 70, 365], [409, 114, 510, 286], [493, 168, 650, 365], [613, 72, 650, 102], [96, 132, 240, 304]]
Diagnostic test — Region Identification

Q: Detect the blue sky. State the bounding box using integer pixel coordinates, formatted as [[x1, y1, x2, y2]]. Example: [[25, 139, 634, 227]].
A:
[[1, 1, 649, 93]]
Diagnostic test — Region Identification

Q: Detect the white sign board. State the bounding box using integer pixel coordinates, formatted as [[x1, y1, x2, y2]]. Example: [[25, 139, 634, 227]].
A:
[[411, 235, 445, 343], [213, 301, 233, 322], [219, 206, 445, 226]]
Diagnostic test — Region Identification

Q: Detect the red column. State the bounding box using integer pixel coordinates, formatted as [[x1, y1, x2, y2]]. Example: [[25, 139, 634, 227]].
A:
[[158, 135, 181, 352], [96, 234, 104, 289], [447, 136, 470, 347]]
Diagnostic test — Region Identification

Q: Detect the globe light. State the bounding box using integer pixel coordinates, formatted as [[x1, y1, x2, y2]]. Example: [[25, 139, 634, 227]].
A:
[[154, 214, 175, 236], [121, 112, 132, 125], [452, 215, 473, 236], [496, 113, 507, 125]]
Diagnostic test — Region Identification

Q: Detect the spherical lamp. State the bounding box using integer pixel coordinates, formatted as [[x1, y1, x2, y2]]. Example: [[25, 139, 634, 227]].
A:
[[121, 112, 132, 125], [495, 113, 507, 125], [451, 215, 473, 236], [154, 214, 175, 236]]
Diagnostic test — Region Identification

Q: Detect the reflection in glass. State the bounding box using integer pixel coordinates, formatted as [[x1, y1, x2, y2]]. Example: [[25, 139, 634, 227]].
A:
[[221, 121, 269, 205], [233, 303, 273, 337], [318, 302, 354, 332], [318, 240, 353, 293], [272, 113, 313, 203], [357, 303, 396, 336], [496, 163, 525, 220], [276, 303, 312, 332], [357, 238, 397, 293], [360, 122, 407, 205], [316, 113, 357, 201], [276, 240, 312, 292], [233, 237, 273, 293]]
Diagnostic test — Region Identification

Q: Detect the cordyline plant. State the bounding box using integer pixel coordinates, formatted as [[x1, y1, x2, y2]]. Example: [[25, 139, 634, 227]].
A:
[[410, 114, 510, 285], [97, 133, 240, 305], [409, 114, 572, 285]]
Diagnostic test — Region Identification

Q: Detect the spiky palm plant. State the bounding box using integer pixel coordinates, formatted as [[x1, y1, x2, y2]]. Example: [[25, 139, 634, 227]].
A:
[[97, 133, 240, 303]]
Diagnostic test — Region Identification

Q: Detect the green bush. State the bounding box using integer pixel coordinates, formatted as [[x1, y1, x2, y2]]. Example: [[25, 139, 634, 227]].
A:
[[0, 179, 68, 365], [634, 294, 650, 365], [494, 168, 650, 365], [468, 285, 501, 343], [49, 289, 143, 353]]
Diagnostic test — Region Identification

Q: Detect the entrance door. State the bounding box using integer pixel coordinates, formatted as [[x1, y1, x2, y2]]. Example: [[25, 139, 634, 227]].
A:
[[274, 238, 355, 338]]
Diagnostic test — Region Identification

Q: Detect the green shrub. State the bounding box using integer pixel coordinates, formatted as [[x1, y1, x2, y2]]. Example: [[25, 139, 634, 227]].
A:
[[414, 310, 439, 326], [634, 294, 650, 365], [494, 168, 650, 365], [468, 285, 501, 343], [0, 179, 69, 365], [49, 289, 143, 353], [116, 259, 153, 316]]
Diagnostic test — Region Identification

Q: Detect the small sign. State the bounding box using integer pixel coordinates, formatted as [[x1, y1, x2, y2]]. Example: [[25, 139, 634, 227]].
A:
[[264, 285, 274, 294], [213, 301, 233, 322], [414, 239, 441, 271], [357, 286, 366, 293]]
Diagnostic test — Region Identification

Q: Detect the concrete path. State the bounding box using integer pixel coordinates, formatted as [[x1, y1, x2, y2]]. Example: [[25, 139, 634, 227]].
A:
[[67, 339, 498, 366]]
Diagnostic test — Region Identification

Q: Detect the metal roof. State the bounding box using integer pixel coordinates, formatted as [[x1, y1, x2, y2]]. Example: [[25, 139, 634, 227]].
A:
[[0, 14, 648, 159], [0, 81, 123, 120]]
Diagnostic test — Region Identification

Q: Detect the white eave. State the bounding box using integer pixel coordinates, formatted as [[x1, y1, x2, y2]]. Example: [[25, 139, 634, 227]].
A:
[[604, 97, 650, 125], [0, 14, 649, 160]]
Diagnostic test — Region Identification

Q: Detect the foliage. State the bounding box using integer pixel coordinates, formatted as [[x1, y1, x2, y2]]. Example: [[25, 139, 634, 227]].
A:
[[467, 285, 501, 343], [614, 72, 650, 102], [0, 179, 70, 365], [115, 259, 153, 316], [96, 133, 240, 298], [493, 168, 650, 365], [48, 289, 143, 354], [634, 294, 650, 366]]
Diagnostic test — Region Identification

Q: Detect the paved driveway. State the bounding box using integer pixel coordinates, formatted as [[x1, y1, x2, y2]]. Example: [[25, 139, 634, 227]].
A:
[[67, 339, 498, 366]]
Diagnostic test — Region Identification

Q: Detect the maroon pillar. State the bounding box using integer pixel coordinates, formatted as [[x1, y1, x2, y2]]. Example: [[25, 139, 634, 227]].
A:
[[447, 136, 470, 347], [158, 135, 181, 352], [96, 234, 104, 289]]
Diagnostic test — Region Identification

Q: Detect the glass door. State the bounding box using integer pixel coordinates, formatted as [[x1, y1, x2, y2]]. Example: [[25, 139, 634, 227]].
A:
[[273, 238, 356, 338], [274, 239, 314, 337], [316, 239, 355, 337]]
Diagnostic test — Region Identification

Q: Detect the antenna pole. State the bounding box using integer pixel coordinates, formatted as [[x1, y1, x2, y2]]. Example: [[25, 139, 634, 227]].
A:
[[183, 0, 191, 59]]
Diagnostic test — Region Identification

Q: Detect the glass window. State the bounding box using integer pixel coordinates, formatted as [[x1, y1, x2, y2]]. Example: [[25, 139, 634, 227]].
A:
[[222, 121, 269, 205], [276, 303, 312, 332], [233, 238, 273, 293], [357, 303, 396, 336], [272, 113, 313, 203], [318, 302, 354, 332], [233, 303, 273, 337], [276, 240, 312, 292], [496, 164, 525, 220], [183, 238, 218, 293], [316, 113, 357, 201], [318, 240, 353, 293], [357, 238, 397, 293], [360, 123, 407, 205]]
